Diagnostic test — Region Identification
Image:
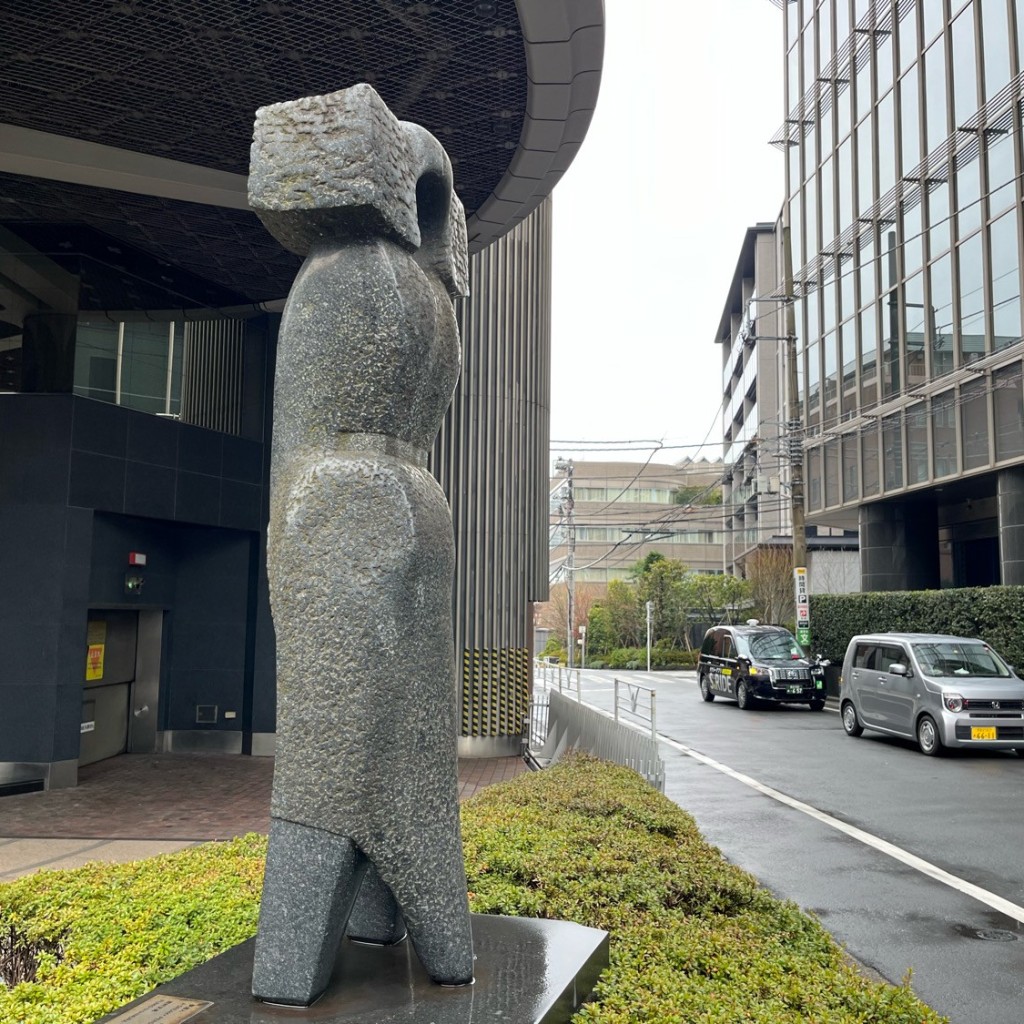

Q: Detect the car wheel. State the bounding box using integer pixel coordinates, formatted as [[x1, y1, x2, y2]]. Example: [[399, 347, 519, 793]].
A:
[[841, 701, 863, 737], [809, 698, 826, 712], [917, 714, 943, 756], [736, 679, 753, 710], [699, 671, 715, 702]]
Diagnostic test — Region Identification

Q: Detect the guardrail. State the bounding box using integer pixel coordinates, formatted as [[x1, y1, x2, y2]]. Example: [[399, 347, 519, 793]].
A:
[[526, 687, 665, 792], [613, 676, 657, 742], [532, 658, 581, 699]]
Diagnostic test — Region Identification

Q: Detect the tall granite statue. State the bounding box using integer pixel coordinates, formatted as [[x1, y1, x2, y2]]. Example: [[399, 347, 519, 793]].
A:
[[247, 84, 474, 1006]]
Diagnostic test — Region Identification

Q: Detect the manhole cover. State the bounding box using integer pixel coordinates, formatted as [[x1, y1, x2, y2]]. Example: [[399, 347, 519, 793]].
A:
[[974, 929, 1018, 942]]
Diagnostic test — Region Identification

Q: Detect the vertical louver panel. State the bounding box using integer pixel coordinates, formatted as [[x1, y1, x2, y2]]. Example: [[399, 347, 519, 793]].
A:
[[181, 320, 245, 435], [431, 200, 552, 742]]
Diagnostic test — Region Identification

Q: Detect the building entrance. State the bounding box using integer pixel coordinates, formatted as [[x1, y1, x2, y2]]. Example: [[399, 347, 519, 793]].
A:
[[81, 609, 162, 767]]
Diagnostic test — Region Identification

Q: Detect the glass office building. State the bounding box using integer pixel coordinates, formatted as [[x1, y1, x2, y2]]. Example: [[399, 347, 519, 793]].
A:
[[777, 0, 1024, 588]]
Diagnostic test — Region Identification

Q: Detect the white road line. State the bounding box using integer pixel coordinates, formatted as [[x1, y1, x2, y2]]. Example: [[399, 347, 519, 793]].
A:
[[660, 734, 1024, 926]]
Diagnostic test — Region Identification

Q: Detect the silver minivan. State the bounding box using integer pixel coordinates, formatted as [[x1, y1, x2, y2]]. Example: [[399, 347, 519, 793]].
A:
[[840, 633, 1024, 756]]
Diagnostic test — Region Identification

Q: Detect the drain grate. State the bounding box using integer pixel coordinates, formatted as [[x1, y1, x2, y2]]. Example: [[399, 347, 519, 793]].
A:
[[973, 929, 1018, 942]]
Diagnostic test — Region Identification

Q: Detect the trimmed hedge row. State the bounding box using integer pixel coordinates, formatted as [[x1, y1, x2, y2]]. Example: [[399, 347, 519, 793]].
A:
[[809, 585, 1024, 666], [595, 647, 698, 670], [0, 756, 945, 1024]]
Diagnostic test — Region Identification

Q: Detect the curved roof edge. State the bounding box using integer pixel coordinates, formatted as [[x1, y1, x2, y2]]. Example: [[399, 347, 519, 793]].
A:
[[465, 0, 605, 253]]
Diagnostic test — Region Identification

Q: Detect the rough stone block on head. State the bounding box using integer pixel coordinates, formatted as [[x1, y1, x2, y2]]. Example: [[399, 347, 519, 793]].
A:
[[249, 83, 417, 254]]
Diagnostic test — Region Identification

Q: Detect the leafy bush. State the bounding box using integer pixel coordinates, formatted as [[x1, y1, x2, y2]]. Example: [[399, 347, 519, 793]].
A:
[[540, 635, 567, 664], [810, 586, 1024, 666], [0, 834, 266, 1024], [463, 754, 945, 1024], [0, 758, 944, 1024]]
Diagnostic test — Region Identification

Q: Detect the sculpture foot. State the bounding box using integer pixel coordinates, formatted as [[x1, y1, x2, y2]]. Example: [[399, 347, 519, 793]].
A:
[[252, 819, 367, 1006]]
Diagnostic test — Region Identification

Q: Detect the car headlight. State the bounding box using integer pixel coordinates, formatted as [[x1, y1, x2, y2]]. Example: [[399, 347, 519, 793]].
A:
[[943, 693, 964, 713]]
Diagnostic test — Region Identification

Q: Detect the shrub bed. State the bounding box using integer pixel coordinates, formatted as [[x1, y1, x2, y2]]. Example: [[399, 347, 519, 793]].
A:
[[463, 754, 944, 1023], [0, 757, 944, 1024], [0, 834, 266, 1024]]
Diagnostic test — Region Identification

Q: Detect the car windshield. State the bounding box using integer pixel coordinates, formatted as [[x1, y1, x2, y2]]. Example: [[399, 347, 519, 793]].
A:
[[746, 631, 803, 661], [911, 642, 1012, 679]]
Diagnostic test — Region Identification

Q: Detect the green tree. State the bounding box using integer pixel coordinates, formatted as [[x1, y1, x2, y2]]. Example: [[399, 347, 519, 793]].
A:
[[671, 484, 723, 506], [678, 572, 752, 630], [603, 578, 643, 648], [585, 604, 616, 656], [629, 553, 691, 648]]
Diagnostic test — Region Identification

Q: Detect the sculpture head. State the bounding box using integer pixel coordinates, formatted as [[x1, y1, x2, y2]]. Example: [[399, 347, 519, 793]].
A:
[[249, 83, 468, 300]]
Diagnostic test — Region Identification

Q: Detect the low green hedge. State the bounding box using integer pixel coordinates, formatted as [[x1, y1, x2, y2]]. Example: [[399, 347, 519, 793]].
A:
[[810, 585, 1024, 666], [604, 647, 698, 670], [0, 756, 944, 1024]]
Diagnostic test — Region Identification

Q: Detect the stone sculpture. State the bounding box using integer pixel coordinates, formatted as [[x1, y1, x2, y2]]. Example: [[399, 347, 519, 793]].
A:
[[247, 83, 473, 1007]]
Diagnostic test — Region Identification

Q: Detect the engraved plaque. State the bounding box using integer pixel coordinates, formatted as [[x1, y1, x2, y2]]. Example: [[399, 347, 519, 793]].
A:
[[103, 994, 211, 1024]]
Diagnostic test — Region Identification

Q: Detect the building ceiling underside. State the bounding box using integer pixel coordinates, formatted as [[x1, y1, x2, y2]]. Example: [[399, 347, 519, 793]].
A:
[[0, 0, 603, 309]]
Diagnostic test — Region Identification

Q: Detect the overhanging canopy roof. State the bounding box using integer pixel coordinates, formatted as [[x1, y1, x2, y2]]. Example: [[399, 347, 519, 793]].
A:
[[0, 0, 603, 309]]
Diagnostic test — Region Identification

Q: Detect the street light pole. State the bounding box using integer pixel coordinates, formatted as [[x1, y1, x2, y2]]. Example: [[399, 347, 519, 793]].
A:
[[645, 600, 653, 672]]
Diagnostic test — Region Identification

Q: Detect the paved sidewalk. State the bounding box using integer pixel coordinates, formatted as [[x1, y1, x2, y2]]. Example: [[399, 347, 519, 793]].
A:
[[0, 753, 528, 881]]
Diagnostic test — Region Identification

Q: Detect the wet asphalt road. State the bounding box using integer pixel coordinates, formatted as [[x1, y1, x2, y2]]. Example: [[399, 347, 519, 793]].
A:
[[558, 668, 1024, 1024]]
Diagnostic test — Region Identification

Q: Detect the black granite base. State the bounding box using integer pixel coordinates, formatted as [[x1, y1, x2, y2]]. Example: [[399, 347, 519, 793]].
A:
[[97, 914, 609, 1024]]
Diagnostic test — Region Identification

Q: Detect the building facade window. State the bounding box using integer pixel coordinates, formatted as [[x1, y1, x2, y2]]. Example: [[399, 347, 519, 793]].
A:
[[74, 320, 182, 417]]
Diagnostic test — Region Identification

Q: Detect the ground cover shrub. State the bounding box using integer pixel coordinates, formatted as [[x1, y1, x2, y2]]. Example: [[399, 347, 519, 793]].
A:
[[0, 757, 944, 1024], [0, 834, 266, 1024], [462, 753, 946, 1024]]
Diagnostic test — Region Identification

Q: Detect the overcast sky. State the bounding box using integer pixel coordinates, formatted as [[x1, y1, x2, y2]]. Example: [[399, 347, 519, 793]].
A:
[[549, 0, 785, 467]]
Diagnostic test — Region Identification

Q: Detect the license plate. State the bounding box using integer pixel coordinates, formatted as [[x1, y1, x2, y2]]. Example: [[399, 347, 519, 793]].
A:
[[971, 726, 997, 740], [787, 685, 803, 694]]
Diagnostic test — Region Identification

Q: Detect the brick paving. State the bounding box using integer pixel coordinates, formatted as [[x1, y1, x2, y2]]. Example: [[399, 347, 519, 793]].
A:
[[0, 753, 529, 842]]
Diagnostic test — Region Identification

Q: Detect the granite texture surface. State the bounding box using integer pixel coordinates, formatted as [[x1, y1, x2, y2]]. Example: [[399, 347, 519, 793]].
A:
[[248, 83, 474, 1005], [98, 916, 610, 1024]]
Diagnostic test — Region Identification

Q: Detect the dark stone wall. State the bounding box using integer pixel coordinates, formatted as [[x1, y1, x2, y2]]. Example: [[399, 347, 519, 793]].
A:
[[0, 326, 275, 767]]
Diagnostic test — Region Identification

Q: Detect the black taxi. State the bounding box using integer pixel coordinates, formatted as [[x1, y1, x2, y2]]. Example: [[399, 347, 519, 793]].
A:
[[697, 622, 827, 711]]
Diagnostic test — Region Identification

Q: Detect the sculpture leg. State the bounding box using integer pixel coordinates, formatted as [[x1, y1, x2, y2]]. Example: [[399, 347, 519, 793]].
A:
[[374, 829, 475, 986], [346, 863, 407, 944], [252, 819, 368, 1005]]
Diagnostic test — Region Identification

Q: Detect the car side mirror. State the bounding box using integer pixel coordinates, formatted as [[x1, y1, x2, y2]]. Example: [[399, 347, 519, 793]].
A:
[[889, 663, 909, 676]]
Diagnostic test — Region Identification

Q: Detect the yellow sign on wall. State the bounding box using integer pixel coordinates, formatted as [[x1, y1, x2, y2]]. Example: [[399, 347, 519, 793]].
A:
[[86, 644, 105, 680], [85, 620, 107, 681]]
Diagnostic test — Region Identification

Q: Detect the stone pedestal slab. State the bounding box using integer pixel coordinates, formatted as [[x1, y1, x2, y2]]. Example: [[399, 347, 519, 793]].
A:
[[96, 914, 608, 1024]]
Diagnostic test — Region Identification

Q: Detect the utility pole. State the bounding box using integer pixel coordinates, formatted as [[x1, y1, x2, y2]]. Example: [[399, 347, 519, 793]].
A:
[[746, 228, 808, 646], [782, 226, 807, 577], [554, 458, 575, 668], [782, 226, 810, 651]]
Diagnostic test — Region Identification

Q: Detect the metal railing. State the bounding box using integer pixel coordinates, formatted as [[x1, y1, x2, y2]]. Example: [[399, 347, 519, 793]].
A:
[[532, 658, 581, 699], [525, 685, 665, 792], [613, 676, 657, 742]]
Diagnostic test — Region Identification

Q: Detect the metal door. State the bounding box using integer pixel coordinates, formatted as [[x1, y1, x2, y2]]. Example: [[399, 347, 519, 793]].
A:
[[127, 610, 162, 753], [81, 611, 137, 766]]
